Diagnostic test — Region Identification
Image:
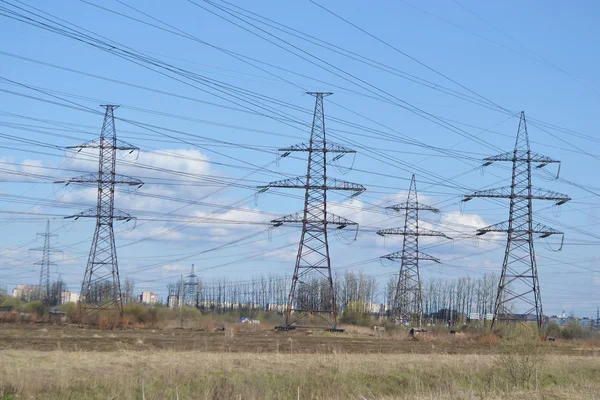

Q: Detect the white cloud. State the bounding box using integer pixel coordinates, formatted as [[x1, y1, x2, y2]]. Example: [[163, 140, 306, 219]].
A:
[[65, 148, 211, 179], [441, 211, 486, 232], [119, 224, 187, 242], [262, 247, 296, 262], [209, 228, 229, 237], [162, 263, 187, 273], [0, 157, 43, 182], [56, 148, 220, 215]]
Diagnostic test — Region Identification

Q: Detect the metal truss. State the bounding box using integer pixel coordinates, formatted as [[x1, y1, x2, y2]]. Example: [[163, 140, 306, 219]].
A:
[[30, 220, 60, 304], [57, 105, 143, 320], [463, 112, 570, 331], [377, 175, 451, 327], [260, 92, 364, 331]]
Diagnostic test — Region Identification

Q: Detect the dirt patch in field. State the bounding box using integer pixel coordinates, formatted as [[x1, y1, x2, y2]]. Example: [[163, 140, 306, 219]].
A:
[[0, 325, 597, 356]]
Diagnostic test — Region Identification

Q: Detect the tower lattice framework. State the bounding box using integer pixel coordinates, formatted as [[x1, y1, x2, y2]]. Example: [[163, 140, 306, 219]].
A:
[[184, 264, 199, 306], [59, 105, 142, 319], [377, 175, 450, 326], [259, 92, 365, 331], [463, 112, 570, 330], [31, 220, 59, 303]]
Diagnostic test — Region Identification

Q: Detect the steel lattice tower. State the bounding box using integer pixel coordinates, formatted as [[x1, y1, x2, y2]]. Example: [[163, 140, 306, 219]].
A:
[[259, 92, 365, 331], [59, 105, 142, 319], [377, 175, 450, 326], [31, 220, 59, 303], [184, 264, 199, 306], [463, 112, 570, 330]]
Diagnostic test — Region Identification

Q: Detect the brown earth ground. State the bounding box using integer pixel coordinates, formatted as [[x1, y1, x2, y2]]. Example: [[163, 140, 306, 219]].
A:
[[1, 324, 599, 399], [0, 323, 598, 355]]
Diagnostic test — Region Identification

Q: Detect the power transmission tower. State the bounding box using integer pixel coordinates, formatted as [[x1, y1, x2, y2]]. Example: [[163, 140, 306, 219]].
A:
[[463, 112, 570, 331], [259, 92, 365, 331], [58, 105, 143, 320], [179, 274, 184, 328], [30, 220, 60, 304], [377, 175, 450, 327], [184, 264, 199, 306]]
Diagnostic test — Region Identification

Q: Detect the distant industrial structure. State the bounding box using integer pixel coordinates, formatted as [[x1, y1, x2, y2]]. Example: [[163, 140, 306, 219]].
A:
[[12, 285, 39, 302], [138, 291, 159, 305], [61, 291, 80, 304], [548, 312, 596, 329]]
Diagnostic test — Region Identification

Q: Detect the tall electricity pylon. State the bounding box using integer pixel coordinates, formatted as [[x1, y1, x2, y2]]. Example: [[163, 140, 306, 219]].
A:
[[30, 220, 60, 304], [259, 92, 365, 331], [184, 264, 199, 306], [58, 105, 142, 319], [377, 175, 450, 327], [463, 112, 570, 331]]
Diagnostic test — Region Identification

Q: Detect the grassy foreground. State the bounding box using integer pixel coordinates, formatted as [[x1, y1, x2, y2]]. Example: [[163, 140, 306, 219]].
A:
[[1, 349, 599, 399]]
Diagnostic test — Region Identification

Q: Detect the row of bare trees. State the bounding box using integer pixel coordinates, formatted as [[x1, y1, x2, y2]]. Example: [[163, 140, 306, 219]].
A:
[[383, 272, 499, 323], [165, 271, 379, 315], [155, 271, 499, 323]]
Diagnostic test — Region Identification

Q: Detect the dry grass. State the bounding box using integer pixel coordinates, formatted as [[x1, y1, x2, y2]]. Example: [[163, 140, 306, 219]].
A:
[[1, 349, 599, 399], [0, 325, 598, 399]]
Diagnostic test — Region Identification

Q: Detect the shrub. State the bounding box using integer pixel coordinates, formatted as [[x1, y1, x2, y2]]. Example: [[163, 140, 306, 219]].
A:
[[496, 331, 542, 389], [181, 305, 201, 319], [543, 321, 561, 338], [96, 312, 121, 329], [123, 303, 163, 326], [476, 333, 499, 345], [0, 298, 22, 311], [340, 301, 373, 327], [24, 300, 45, 316], [498, 322, 540, 341], [124, 303, 151, 325], [561, 321, 589, 340], [496, 342, 541, 389], [58, 302, 78, 317]]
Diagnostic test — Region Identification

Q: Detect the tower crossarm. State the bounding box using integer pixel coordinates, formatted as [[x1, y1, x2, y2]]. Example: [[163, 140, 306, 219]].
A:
[[65, 207, 135, 221], [33, 260, 58, 266], [55, 173, 144, 187], [30, 247, 61, 255], [386, 203, 440, 213], [476, 221, 563, 237], [377, 227, 450, 239], [482, 150, 560, 165], [67, 138, 139, 152], [381, 251, 441, 263], [271, 211, 358, 228], [259, 177, 365, 193], [279, 141, 356, 154], [464, 186, 570, 204]]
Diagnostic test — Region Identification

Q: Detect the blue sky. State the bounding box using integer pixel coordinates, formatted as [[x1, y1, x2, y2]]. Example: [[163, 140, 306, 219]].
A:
[[0, 0, 598, 316]]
